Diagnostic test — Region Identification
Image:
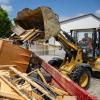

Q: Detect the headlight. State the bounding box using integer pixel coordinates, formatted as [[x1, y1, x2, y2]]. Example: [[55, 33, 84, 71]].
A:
[[83, 49, 86, 53]]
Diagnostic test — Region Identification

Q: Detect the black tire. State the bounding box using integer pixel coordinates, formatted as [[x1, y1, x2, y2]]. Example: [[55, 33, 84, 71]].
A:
[[48, 58, 63, 69], [70, 65, 91, 89]]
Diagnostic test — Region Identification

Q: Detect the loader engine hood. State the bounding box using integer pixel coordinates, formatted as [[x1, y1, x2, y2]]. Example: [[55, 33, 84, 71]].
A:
[[14, 6, 60, 41]]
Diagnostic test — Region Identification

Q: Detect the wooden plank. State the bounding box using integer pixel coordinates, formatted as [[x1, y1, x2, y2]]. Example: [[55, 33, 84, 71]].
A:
[[56, 96, 63, 100], [0, 70, 10, 76], [20, 29, 35, 40], [21, 29, 38, 41], [12, 25, 25, 36], [62, 96, 77, 100], [0, 65, 16, 70], [0, 77, 18, 95], [0, 40, 3, 50], [21, 89, 44, 100], [31, 91, 44, 100], [9, 67, 55, 100], [0, 76, 31, 100], [0, 92, 24, 100], [51, 86, 69, 96]]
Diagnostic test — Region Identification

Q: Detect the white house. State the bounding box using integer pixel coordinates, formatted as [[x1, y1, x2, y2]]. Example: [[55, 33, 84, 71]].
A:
[[49, 14, 100, 45], [60, 14, 100, 32]]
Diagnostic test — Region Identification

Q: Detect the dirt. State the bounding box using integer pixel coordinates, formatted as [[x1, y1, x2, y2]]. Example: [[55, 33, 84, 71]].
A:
[[88, 78, 100, 99]]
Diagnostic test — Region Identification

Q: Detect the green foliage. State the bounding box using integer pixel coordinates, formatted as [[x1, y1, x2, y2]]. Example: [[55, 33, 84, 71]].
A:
[[0, 7, 13, 38]]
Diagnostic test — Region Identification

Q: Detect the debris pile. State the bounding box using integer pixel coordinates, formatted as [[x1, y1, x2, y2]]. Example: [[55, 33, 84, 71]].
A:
[[0, 6, 97, 100], [0, 62, 71, 100], [0, 40, 97, 100], [0, 40, 75, 100]]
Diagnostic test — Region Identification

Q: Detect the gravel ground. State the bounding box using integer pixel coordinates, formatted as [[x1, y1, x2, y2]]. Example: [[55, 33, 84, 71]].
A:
[[30, 45, 100, 100], [88, 78, 100, 99]]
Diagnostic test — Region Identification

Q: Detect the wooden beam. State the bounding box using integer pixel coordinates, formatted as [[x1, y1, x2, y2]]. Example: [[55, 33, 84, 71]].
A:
[[0, 65, 16, 70], [0, 92, 24, 100], [0, 76, 31, 100], [9, 67, 55, 100]]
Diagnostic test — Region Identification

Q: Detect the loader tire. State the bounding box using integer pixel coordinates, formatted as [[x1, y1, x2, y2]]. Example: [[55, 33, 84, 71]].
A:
[[48, 58, 63, 69], [70, 65, 91, 89]]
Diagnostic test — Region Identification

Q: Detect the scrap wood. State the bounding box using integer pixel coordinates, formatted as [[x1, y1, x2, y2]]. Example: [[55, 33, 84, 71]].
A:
[[0, 77, 17, 95], [21, 29, 40, 41], [50, 86, 69, 96], [0, 70, 10, 76], [0, 92, 24, 100], [34, 69, 48, 85], [10, 67, 69, 100], [24, 66, 69, 98], [21, 88, 44, 100], [0, 76, 31, 100], [62, 96, 77, 100], [0, 77, 24, 100], [9, 67, 56, 100], [56, 96, 63, 100], [0, 70, 43, 100], [31, 91, 44, 100], [29, 30, 42, 42], [0, 65, 16, 70], [12, 25, 25, 36], [20, 29, 36, 40], [56, 96, 77, 100]]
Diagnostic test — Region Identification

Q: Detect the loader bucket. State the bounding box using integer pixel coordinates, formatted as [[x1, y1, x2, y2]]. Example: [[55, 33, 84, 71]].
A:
[[0, 40, 32, 72], [14, 6, 60, 40]]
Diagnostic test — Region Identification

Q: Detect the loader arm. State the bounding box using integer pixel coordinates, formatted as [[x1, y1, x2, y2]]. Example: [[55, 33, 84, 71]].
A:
[[57, 31, 78, 52], [53, 31, 83, 74]]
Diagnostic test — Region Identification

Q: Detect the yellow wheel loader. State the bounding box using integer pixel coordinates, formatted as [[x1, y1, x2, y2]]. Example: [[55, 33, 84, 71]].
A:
[[70, 28, 100, 78], [13, 6, 92, 89]]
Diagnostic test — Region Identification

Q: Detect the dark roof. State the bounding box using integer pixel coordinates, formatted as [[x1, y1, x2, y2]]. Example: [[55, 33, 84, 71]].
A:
[[60, 14, 100, 24]]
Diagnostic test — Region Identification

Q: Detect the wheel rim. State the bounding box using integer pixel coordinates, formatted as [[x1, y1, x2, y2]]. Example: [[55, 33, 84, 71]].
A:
[[79, 72, 89, 88]]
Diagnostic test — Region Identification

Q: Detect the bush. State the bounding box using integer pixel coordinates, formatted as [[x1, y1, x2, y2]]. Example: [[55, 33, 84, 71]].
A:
[[0, 7, 13, 38]]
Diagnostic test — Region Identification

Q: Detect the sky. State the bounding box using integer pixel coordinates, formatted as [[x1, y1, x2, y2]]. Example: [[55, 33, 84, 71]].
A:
[[0, 0, 100, 21]]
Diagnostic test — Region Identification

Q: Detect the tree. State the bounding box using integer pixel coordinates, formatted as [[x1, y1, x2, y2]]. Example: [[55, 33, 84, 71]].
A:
[[0, 7, 13, 38]]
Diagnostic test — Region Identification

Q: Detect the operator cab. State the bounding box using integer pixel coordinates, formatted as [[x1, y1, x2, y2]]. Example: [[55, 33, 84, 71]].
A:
[[70, 28, 100, 63]]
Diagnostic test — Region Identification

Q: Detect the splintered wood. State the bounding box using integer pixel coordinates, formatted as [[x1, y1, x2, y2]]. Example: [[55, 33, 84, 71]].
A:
[[12, 25, 43, 42], [0, 65, 76, 100]]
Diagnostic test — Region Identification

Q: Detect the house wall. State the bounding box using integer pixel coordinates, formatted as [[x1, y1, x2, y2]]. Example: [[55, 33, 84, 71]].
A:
[[49, 37, 61, 46], [60, 16, 100, 32]]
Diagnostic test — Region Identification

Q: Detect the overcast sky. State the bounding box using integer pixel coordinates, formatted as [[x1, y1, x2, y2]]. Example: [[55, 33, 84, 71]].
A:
[[0, 0, 100, 21]]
